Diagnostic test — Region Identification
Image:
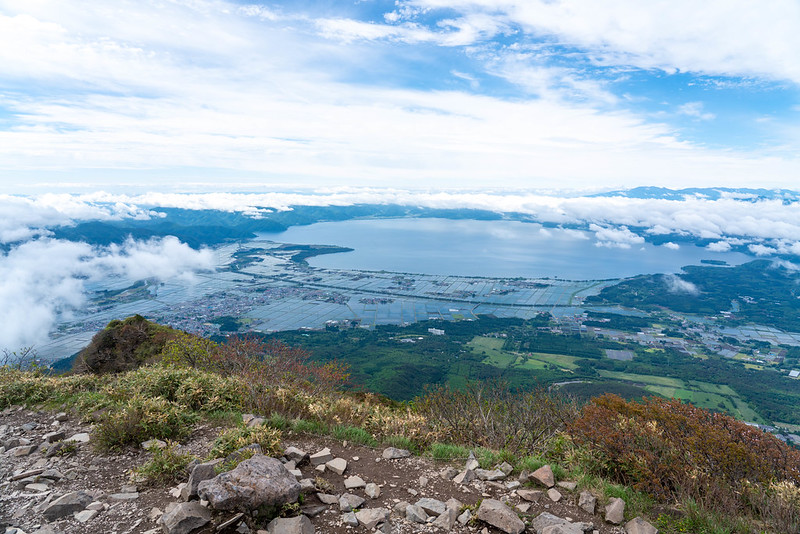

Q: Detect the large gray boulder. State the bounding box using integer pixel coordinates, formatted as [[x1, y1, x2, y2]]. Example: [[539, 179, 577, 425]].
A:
[[266, 515, 314, 534], [160, 502, 211, 534], [578, 491, 596, 514], [531, 512, 570, 534], [198, 455, 300, 512], [382, 447, 411, 459], [42, 491, 92, 520], [541, 525, 583, 534], [476, 499, 525, 534]]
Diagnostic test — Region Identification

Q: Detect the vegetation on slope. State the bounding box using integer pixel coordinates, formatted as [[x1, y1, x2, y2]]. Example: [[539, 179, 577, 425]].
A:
[[4, 316, 800, 532]]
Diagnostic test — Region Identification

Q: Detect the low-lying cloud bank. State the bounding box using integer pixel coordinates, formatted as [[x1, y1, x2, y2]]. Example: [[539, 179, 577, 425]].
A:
[[2, 190, 799, 252], [0, 236, 214, 352]]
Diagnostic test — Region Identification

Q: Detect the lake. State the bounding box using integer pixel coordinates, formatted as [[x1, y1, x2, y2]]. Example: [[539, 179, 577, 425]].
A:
[[263, 218, 751, 279]]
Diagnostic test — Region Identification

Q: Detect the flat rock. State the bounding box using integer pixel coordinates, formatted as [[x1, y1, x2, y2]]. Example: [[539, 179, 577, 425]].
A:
[[557, 481, 577, 491], [415, 497, 446, 516], [457, 509, 472, 525], [266, 515, 313, 534], [497, 462, 513, 475], [142, 439, 167, 450], [301, 505, 327, 518], [110, 492, 139, 500], [476, 468, 506, 481], [518, 489, 543, 502], [74, 509, 98, 523], [42, 431, 65, 443], [355, 508, 390, 529], [310, 448, 333, 466], [392, 501, 410, 516], [317, 493, 339, 505], [476, 498, 525, 534], [326, 457, 347, 475], [547, 488, 562, 502], [625, 517, 658, 534], [216, 512, 245, 531], [382, 447, 411, 459], [198, 455, 300, 512], [160, 502, 211, 534], [605, 497, 625, 525], [578, 491, 596, 514], [42, 491, 92, 520], [339, 493, 366, 512], [440, 467, 459, 480], [343, 475, 365, 489], [464, 458, 480, 471], [531, 465, 555, 488], [66, 433, 90, 443]]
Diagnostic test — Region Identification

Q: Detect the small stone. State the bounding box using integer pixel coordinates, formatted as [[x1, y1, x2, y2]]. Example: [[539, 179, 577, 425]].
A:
[[440, 467, 458, 480], [339, 493, 366, 512], [557, 481, 577, 492], [42, 491, 92, 520], [87, 502, 105, 512], [217, 512, 246, 531], [392, 501, 410, 516], [625, 517, 658, 534], [42, 431, 65, 444], [476, 499, 525, 534], [506, 480, 521, 490], [432, 507, 457, 530], [541, 525, 583, 534], [531, 512, 571, 533], [382, 447, 411, 459], [326, 457, 347, 475], [465, 458, 480, 471], [457, 509, 472, 525], [355, 508, 390, 529], [452, 469, 476, 485], [344, 475, 366, 489], [406, 504, 429, 524], [445, 498, 463, 511], [26, 483, 50, 492], [66, 433, 90, 443], [299, 478, 315, 493], [284, 446, 308, 464], [148, 507, 163, 521], [547, 488, 562, 502], [516, 503, 530, 513], [301, 505, 327, 518], [531, 465, 555, 488], [310, 447, 333, 466], [314, 464, 325, 473], [266, 516, 313, 534], [415, 498, 446, 516], [110, 492, 139, 500], [407, 488, 418, 496], [74, 509, 98, 523], [605, 497, 625, 525], [55, 412, 69, 422], [475, 468, 506, 481], [497, 462, 513, 475], [13, 445, 37, 456], [578, 491, 597, 514], [342, 511, 359, 527], [365, 483, 381, 499], [142, 439, 167, 450], [160, 502, 211, 534], [317, 493, 339, 505]]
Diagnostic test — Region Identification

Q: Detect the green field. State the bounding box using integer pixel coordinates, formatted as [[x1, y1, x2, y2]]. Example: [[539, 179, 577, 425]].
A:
[[527, 352, 580, 370], [468, 336, 516, 368], [598, 370, 685, 388]]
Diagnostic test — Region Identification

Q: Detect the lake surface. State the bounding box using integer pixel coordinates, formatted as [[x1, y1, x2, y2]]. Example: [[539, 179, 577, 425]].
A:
[[263, 218, 752, 279]]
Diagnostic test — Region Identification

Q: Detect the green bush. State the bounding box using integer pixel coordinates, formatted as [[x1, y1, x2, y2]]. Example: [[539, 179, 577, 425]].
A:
[[93, 395, 197, 450], [136, 441, 197, 485], [208, 424, 282, 459], [427, 442, 470, 461]]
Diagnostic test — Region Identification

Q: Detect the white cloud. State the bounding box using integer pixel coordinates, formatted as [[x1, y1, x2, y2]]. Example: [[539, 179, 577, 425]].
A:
[[399, 0, 800, 84], [707, 241, 732, 252], [0, 237, 214, 351], [678, 102, 715, 121], [748, 243, 777, 256], [589, 223, 645, 249], [662, 242, 680, 250], [664, 274, 699, 295]]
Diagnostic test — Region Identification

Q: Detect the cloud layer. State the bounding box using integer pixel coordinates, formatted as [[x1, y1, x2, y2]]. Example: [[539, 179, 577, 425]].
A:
[[0, 236, 214, 352]]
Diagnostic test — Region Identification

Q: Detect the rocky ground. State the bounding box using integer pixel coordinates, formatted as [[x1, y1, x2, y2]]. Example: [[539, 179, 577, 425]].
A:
[[0, 406, 657, 534]]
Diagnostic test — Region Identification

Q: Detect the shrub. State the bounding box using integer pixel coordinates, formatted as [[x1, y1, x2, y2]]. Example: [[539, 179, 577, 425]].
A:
[[569, 394, 800, 527], [208, 424, 282, 459], [93, 395, 197, 450], [136, 441, 196, 485], [418, 379, 577, 454]]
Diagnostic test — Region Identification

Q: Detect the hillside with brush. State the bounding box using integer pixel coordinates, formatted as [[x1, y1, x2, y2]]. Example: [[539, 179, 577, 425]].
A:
[[1, 317, 799, 534]]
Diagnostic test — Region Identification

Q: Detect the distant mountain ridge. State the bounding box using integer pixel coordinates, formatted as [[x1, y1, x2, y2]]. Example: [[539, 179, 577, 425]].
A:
[[594, 186, 800, 201]]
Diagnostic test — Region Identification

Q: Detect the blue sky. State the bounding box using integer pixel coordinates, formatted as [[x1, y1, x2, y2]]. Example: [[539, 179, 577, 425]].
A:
[[1, 0, 799, 192]]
